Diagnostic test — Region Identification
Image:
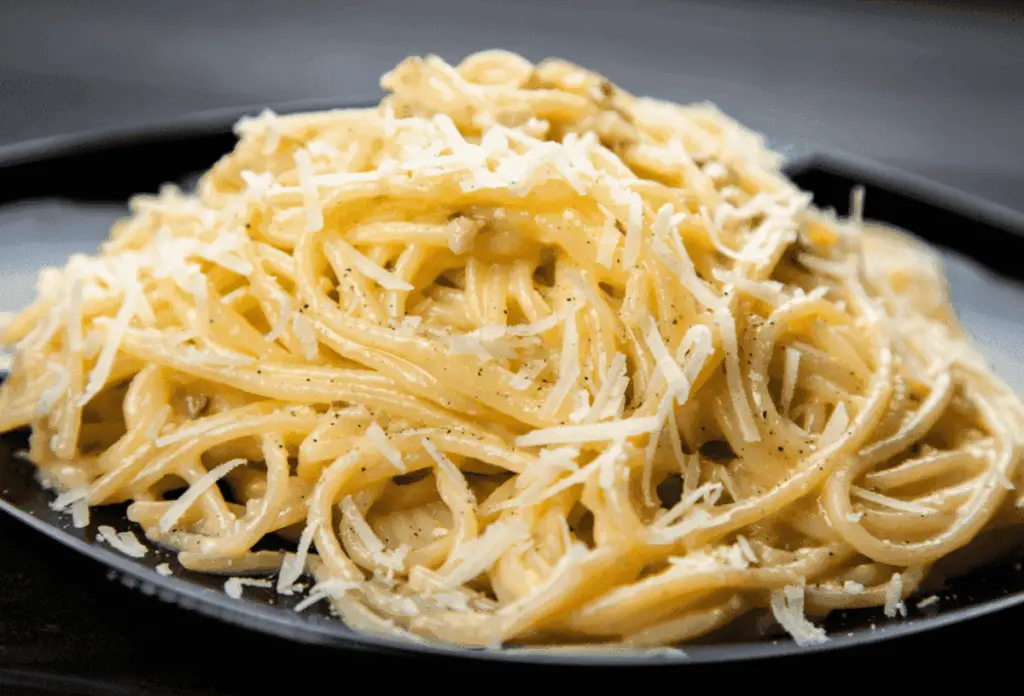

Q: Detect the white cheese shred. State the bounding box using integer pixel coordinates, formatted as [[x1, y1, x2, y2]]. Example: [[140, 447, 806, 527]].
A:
[[884, 573, 907, 618], [540, 310, 580, 419], [396, 315, 422, 336], [70, 500, 90, 529], [771, 585, 828, 646], [225, 577, 273, 600], [97, 526, 147, 558], [517, 415, 660, 447], [294, 148, 324, 234], [596, 219, 620, 268], [158, 458, 246, 534], [340, 240, 414, 291], [584, 352, 628, 423], [851, 486, 935, 515], [340, 495, 408, 571], [622, 192, 643, 269], [291, 312, 319, 359], [715, 308, 761, 442], [643, 315, 684, 385], [509, 360, 546, 391], [366, 422, 406, 473], [781, 347, 801, 413], [295, 579, 361, 613], [79, 276, 139, 406], [843, 580, 865, 594], [277, 519, 320, 596], [819, 402, 850, 448], [436, 518, 530, 590]]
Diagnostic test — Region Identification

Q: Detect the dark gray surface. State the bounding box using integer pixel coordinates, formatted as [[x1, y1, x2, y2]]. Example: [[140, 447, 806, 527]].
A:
[[1, 0, 1023, 211]]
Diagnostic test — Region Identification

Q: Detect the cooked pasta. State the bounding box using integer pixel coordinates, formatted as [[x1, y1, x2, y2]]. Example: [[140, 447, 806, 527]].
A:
[[3, 50, 1023, 649]]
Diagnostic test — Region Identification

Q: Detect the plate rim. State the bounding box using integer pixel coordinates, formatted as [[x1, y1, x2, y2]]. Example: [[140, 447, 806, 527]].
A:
[[2, 104, 1024, 666], [0, 96, 380, 169]]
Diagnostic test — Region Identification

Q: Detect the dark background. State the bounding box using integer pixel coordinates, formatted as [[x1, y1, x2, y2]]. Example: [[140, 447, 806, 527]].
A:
[[2, 0, 1024, 213], [1, 0, 1023, 693]]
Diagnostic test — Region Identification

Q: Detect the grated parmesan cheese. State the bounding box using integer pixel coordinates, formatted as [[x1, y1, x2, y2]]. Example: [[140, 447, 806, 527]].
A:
[[568, 389, 592, 424], [509, 360, 546, 391], [516, 415, 660, 447], [770, 585, 828, 646], [651, 481, 723, 532], [540, 310, 580, 418], [340, 496, 408, 570], [714, 308, 760, 443], [504, 308, 570, 337], [436, 518, 530, 590], [596, 218, 620, 268], [338, 239, 414, 291], [224, 576, 273, 600], [851, 486, 935, 515], [396, 315, 422, 336], [70, 500, 90, 529], [818, 402, 849, 448], [158, 459, 246, 534], [584, 352, 628, 424], [156, 563, 173, 576], [79, 271, 140, 406], [263, 288, 291, 343], [50, 487, 87, 511], [97, 526, 147, 558], [884, 573, 907, 618], [366, 422, 406, 473], [642, 315, 684, 386], [422, 437, 477, 507], [446, 216, 482, 254], [65, 278, 85, 352], [294, 579, 360, 612], [446, 333, 494, 361], [843, 580, 865, 594], [240, 169, 274, 198], [850, 185, 865, 224], [736, 534, 758, 564], [290, 312, 319, 359], [780, 347, 801, 413], [621, 191, 643, 269], [294, 148, 324, 234], [277, 519, 319, 595], [650, 212, 721, 311], [916, 594, 939, 609]]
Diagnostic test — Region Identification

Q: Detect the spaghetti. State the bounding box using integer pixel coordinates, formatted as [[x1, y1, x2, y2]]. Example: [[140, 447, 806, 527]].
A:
[[2, 50, 1023, 648]]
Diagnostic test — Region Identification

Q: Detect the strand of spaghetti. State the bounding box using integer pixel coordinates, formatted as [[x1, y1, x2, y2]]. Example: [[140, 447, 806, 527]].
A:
[[624, 594, 746, 646], [567, 543, 850, 636], [118, 331, 475, 427], [129, 405, 320, 491], [312, 321, 500, 419], [805, 567, 925, 612]]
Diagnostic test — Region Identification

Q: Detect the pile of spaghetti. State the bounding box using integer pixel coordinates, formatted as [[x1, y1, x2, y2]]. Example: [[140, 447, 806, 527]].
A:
[[3, 50, 1024, 649]]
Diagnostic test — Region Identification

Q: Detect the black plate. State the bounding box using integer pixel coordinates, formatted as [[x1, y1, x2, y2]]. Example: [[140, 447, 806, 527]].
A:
[[3, 103, 1024, 666]]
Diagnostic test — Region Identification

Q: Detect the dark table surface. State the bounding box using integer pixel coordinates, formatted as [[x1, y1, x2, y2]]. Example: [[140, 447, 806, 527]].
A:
[[3, 0, 1024, 213], [2, 0, 1024, 692]]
